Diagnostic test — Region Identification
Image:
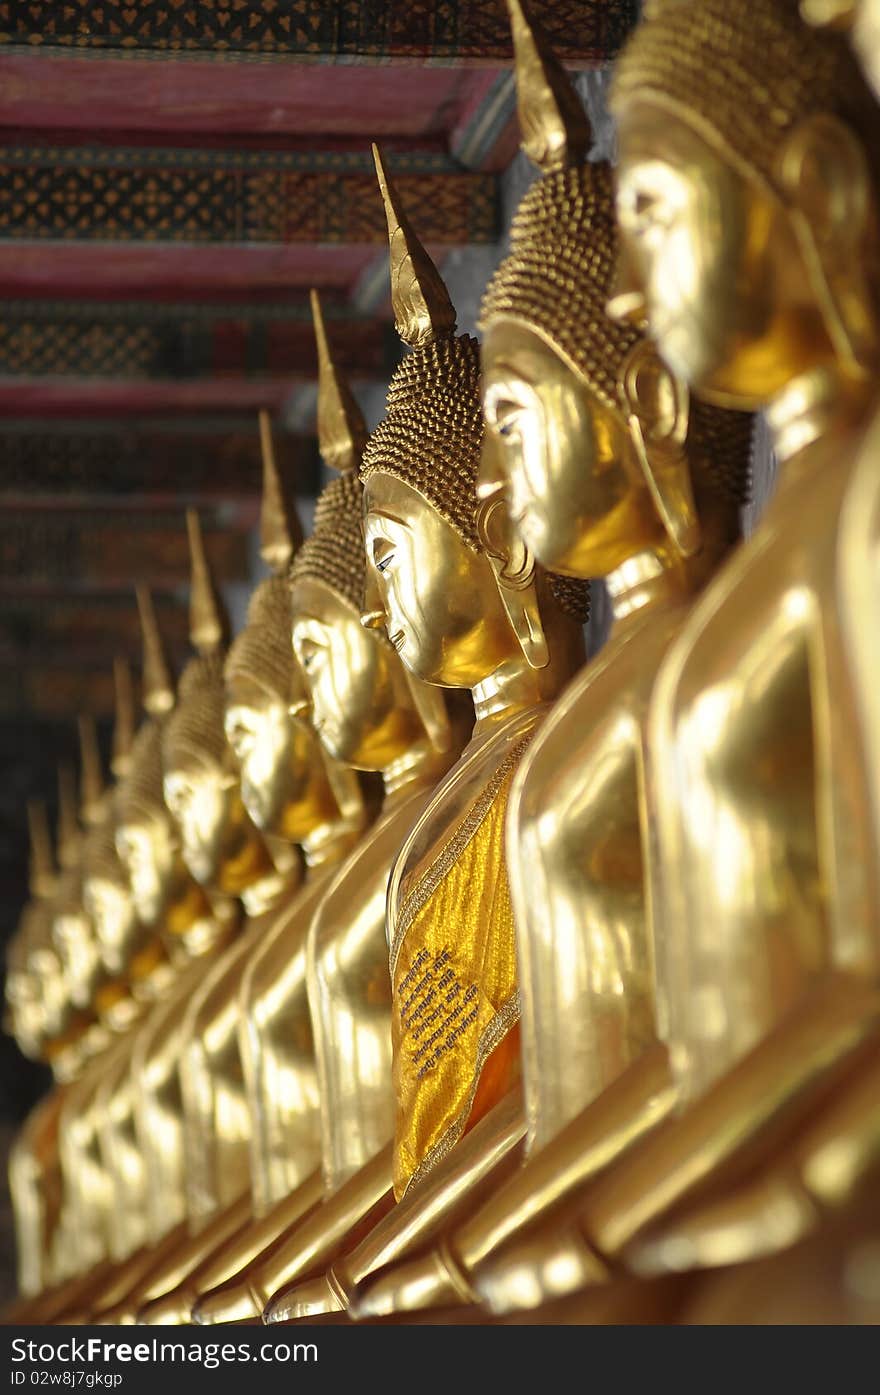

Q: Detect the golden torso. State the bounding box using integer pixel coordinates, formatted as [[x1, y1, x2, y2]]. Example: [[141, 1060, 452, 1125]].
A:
[[652, 413, 880, 1106], [509, 569, 697, 1155]]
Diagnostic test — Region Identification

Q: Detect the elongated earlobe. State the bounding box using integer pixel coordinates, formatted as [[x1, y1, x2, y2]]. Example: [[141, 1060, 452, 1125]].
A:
[[477, 494, 550, 670], [777, 113, 877, 376], [619, 341, 701, 558]]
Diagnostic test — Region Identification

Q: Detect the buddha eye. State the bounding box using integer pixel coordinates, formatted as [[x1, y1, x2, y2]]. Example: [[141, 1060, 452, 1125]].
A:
[[488, 397, 523, 442], [298, 638, 324, 672], [372, 539, 395, 574]]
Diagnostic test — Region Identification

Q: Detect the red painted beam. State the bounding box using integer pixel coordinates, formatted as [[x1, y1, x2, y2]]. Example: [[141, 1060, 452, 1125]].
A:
[[0, 57, 502, 141], [0, 377, 316, 416], [0, 243, 381, 299]]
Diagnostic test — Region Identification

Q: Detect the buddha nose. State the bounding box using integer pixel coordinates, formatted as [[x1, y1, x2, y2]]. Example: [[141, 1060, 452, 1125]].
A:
[[360, 610, 386, 631], [606, 245, 649, 330]]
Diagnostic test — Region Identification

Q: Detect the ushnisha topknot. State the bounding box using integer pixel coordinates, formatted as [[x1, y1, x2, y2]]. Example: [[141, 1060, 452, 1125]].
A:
[[225, 575, 293, 706], [290, 471, 367, 615], [163, 508, 231, 773], [116, 720, 166, 827], [289, 291, 370, 613], [226, 412, 303, 703], [481, 162, 639, 419], [361, 334, 486, 549], [610, 0, 880, 199], [162, 651, 228, 773], [116, 590, 175, 828], [362, 140, 589, 622], [83, 816, 129, 890], [480, 0, 637, 416]]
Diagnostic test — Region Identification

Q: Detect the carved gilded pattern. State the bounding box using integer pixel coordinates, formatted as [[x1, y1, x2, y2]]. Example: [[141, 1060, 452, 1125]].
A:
[[0, 1, 638, 61]]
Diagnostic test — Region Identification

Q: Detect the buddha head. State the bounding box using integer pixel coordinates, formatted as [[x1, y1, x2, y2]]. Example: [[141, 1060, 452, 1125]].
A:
[[115, 589, 199, 930], [51, 750, 102, 1014], [162, 511, 273, 895], [5, 800, 60, 1059], [609, 0, 880, 407], [290, 291, 453, 772], [478, 0, 752, 583], [360, 145, 589, 693], [225, 413, 365, 845], [82, 660, 143, 979]]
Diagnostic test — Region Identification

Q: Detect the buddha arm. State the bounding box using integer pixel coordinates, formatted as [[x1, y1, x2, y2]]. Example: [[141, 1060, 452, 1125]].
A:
[[509, 619, 680, 1152], [450, 976, 876, 1313], [354, 1044, 675, 1320], [240, 878, 329, 1217]]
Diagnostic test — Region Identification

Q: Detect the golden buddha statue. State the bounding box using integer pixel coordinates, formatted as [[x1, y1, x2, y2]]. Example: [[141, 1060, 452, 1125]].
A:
[[514, 0, 880, 1291], [50, 758, 106, 1056], [9, 759, 120, 1319], [346, 0, 753, 1323], [85, 660, 171, 1026], [93, 590, 221, 1289], [640, 0, 880, 1321], [58, 718, 131, 1283], [250, 147, 587, 1328], [157, 509, 287, 1232], [189, 292, 463, 1328], [6, 800, 63, 1068], [128, 408, 376, 1325], [61, 672, 176, 1290]]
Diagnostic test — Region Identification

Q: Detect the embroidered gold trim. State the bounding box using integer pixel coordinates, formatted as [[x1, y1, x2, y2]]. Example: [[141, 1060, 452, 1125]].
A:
[[389, 731, 535, 982], [402, 990, 520, 1197]]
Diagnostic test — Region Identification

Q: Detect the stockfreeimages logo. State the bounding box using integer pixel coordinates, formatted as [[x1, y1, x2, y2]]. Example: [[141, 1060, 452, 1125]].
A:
[[10, 1338, 317, 1374]]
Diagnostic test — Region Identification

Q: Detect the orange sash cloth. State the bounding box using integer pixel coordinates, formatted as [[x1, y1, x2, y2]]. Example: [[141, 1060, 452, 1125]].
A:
[[390, 738, 532, 1199]]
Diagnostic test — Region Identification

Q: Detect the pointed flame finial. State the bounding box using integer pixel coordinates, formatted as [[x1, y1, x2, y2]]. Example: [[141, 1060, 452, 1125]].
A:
[[508, 0, 591, 173], [259, 409, 304, 574], [309, 289, 368, 473], [136, 586, 175, 718], [77, 713, 104, 826], [56, 762, 80, 869], [372, 143, 457, 349], [26, 800, 56, 900], [112, 656, 136, 778], [186, 509, 228, 657]]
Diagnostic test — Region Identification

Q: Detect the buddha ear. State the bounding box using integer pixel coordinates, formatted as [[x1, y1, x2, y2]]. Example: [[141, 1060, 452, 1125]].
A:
[[476, 493, 550, 671], [777, 112, 877, 375], [619, 340, 701, 559]]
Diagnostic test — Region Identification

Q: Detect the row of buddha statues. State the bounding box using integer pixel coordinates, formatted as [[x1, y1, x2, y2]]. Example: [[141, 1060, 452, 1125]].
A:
[[5, 0, 880, 1326]]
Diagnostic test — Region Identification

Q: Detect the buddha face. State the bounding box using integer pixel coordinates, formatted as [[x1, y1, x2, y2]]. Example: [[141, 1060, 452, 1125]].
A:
[[224, 669, 333, 843], [291, 575, 423, 770], [614, 110, 826, 406], [83, 874, 137, 977], [52, 884, 100, 1011], [115, 811, 179, 928], [163, 752, 265, 894], [26, 927, 68, 1042], [362, 473, 519, 688], [481, 320, 663, 577]]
